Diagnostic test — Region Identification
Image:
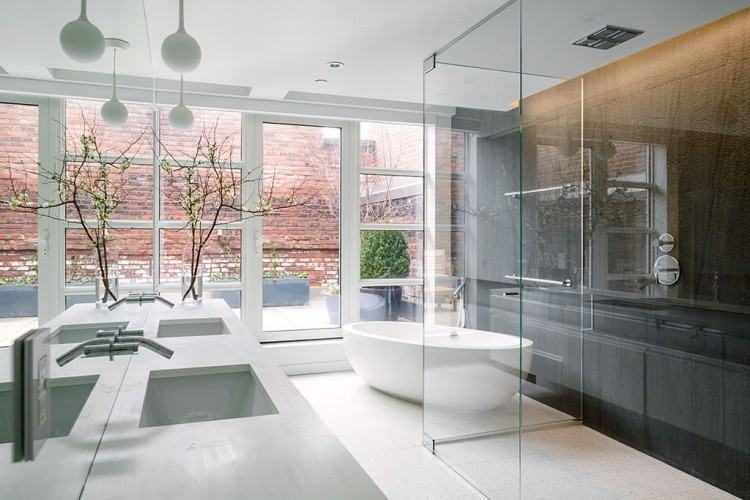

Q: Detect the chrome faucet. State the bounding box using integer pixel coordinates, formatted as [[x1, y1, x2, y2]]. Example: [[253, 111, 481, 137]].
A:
[[452, 277, 466, 299], [452, 277, 467, 329], [56, 327, 174, 366], [108, 291, 175, 311]]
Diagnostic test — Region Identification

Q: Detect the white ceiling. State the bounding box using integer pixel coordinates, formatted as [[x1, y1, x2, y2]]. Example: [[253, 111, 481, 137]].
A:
[[0, 0, 748, 109], [0, 0, 501, 103]]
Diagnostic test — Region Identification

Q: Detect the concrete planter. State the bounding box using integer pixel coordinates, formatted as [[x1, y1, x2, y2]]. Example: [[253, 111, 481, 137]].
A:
[[213, 289, 241, 309], [262, 278, 310, 307], [0, 284, 38, 317]]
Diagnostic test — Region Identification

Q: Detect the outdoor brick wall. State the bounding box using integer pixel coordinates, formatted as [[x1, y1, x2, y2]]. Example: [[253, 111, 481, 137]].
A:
[[0, 102, 39, 283]]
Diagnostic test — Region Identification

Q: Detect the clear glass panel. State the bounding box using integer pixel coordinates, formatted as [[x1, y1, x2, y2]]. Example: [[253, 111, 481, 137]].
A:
[[0, 102, 39, 346], [423, 1, 523, 498], [65, 99, 153, 158], [360, 121, 423, 170], [64, 162, 154, 221], [159, 164, 242, 222], [359, 175, 423, 224], [159, 229, 241, 285], [261, 123, 340, 333], [65, 228, 153, 287]]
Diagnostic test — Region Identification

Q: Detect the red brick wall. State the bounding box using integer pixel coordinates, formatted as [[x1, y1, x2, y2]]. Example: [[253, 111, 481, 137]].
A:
[[0, 103, 39, 283]]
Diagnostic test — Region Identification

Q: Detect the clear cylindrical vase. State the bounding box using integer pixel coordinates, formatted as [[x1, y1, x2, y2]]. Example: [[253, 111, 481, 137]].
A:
[[181, 247, 203, 303], [95, 274, 120, 308], [94, 247, 119, 308], [181, 274, 203, 303]]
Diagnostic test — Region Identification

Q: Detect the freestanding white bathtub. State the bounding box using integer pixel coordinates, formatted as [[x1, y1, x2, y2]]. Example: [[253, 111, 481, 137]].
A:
[[343, 321, 533, 412]]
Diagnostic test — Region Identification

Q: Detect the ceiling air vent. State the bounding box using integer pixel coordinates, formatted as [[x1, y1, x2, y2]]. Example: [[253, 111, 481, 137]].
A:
[[573, 25, 643, 50]]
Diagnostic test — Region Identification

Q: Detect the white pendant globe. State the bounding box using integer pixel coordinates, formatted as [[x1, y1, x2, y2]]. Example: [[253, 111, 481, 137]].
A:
[[161, 0, 201, 73], [60, 0, 105, 63], [101, 98, 128, 126], [169, 103, 194, 130], [100, 40, 130, 127], [169, 74, 194, 130]]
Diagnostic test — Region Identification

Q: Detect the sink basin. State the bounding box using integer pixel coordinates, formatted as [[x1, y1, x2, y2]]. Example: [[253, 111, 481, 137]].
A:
[[156, 318, 230, 338], [50, 322, 129, 344], [0, 376, 98, 444], [139, 365, 277, 428]]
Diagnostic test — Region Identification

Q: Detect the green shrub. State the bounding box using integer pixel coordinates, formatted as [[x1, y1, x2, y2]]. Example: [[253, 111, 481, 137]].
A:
[[360, 231, 410, 279]]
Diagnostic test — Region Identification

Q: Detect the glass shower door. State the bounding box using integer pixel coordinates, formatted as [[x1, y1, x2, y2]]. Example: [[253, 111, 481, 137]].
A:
[[423, 1, 525, 498], [423, 1, 585, 498]]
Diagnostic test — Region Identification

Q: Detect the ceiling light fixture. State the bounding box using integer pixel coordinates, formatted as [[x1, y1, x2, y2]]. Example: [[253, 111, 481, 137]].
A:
[[161, 0, 202, 73], [59, 0, 105, 63], [169, 74, 194, 130], [326, 61, 344, 69], [314, 78, 329, 85], [100, 38, 129, 127], [573, 25, 644, 50]]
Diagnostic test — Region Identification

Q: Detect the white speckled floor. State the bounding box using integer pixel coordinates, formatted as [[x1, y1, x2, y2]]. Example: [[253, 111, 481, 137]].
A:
[[291, 371, 739, 500]]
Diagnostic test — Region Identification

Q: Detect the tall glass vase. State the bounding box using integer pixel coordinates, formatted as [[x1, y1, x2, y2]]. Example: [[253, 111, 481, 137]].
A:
[[181, 248, 203, 303], [94, 248, 120, 308]]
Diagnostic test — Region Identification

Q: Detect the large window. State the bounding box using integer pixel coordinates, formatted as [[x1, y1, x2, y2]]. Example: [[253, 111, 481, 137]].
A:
[[157, 109, 243, 312], [8, 96, 430, 341], [62, 100, 244, 312], [261, 122, 341, 333], [0, 102, 39, 345], [359, 122, 425, 322], [63, 99, 155, 304]]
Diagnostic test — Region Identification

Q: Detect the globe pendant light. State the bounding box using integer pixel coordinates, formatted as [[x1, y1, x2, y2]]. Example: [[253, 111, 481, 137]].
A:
[[60, 0, 105, 63], [100, 39, 129, 127], [161, 0, 201, 73], [169, 74, 194, 130]]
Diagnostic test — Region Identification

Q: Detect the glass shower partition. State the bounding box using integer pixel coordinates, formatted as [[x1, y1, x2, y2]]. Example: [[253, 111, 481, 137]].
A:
[[423, 1, 584, 498]]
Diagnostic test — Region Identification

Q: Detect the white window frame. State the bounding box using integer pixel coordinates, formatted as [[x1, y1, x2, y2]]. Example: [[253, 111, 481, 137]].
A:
[[0, 93, 64, 325], [19, 94, 428, 340], [252, 115, 357, 343], [358, 121, 426, 320]]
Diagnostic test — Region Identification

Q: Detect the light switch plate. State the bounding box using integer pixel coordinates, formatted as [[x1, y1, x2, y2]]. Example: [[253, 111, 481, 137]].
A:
[[12, 328, 52, 462]]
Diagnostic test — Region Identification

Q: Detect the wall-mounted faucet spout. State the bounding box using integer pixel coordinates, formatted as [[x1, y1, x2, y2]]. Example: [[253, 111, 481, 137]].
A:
[[108, 291, 175, 311], [56, 327, 174, 366], [453, 277, 467, 328]]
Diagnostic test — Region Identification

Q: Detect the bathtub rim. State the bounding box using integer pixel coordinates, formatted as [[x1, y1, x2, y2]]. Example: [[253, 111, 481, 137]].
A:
[[343, 321, 533, 350]]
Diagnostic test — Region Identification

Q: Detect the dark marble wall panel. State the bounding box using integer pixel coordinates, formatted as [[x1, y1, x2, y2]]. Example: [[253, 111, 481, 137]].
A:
[[515, 8, 750, 497]]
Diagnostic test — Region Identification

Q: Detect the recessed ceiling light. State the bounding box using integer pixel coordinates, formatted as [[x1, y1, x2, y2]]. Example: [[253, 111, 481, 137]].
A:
[[314, 78, 329, 85], [326, 61, 344, 69]]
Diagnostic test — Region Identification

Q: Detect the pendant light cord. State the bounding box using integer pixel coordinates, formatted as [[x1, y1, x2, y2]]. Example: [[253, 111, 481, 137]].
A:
[[112, 48, 118, 99], [179, 74, 185, 105], [178, 0, 185, 32]]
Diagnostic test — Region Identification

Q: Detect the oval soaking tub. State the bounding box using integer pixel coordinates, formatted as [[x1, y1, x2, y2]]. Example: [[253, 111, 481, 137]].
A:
[[343, 321, 532, 412]]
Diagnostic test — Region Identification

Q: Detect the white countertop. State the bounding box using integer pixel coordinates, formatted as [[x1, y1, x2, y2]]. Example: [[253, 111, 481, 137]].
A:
[[2, 300, 385, 500]]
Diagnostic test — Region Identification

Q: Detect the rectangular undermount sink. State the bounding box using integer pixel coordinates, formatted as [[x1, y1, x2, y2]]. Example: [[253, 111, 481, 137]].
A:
[[0, 376, 98, 444], [139, 365, 277, 428], [156, 318, 230, 338], [50, 322, 129, 344]]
